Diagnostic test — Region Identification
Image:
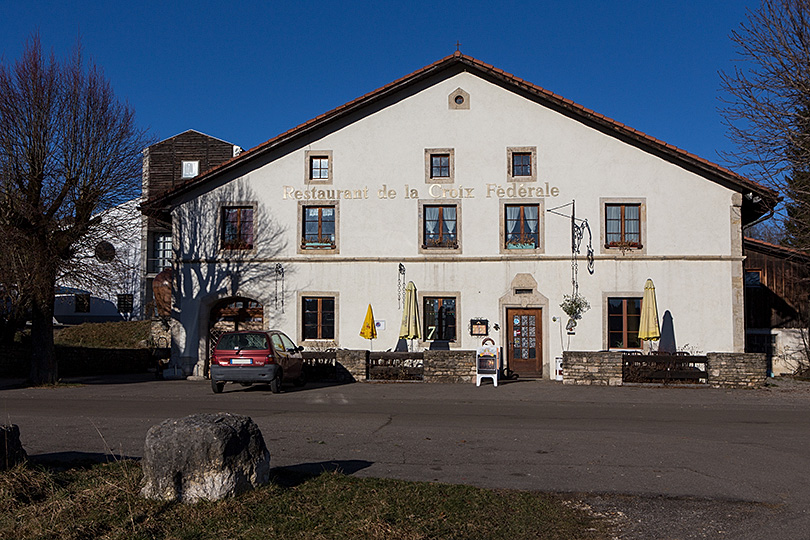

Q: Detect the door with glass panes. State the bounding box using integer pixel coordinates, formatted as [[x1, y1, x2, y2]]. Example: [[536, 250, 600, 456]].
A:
[[506, 308, 542, 377]]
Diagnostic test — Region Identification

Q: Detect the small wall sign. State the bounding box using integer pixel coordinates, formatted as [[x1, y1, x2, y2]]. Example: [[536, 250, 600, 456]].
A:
[[469, 318, 489, 336]]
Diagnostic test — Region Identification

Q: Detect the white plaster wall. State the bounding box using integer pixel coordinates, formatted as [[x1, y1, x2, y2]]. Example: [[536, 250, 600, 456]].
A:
[[772, 328, 809, 375], [173, 71, 742, 377]]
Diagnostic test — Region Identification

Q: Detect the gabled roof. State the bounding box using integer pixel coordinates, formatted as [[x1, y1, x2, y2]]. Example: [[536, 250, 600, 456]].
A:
[[143, 52, 779, 220], [148, 129, 239, 149]]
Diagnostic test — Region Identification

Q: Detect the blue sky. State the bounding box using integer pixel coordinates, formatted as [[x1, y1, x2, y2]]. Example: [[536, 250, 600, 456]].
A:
[[1, 0, 756, 168]]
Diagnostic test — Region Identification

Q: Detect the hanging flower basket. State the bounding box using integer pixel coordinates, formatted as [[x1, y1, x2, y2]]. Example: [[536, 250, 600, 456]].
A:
[[560, 293, 591, 321]]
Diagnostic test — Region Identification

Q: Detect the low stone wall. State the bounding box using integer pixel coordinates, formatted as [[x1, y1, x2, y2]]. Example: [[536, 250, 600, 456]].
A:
[[423, 350, 476, 383], [336, 350, 368, 382], [561, 351, 768, 388], [562, 351, 623, 386], [707, 352, 767, 389], [318, 349, 475, 383]]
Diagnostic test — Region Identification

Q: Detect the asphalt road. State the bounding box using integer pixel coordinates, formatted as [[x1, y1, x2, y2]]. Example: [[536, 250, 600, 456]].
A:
[[2, 374, 809, 539]]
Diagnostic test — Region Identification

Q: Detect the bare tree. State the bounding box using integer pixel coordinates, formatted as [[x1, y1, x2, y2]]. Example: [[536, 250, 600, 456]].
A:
[[0, 36, 149, 384], [721, 0, 810, 251]]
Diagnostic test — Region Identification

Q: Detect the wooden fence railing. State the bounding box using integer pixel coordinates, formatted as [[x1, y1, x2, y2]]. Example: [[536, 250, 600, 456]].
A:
[[622, 353, 708, 384], [367, 352, 424, 381]]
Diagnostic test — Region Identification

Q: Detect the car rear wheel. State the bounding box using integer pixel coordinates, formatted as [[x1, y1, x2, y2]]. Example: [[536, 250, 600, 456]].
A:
[[270, 370, 282, 394], [211, 378, 224, 394]]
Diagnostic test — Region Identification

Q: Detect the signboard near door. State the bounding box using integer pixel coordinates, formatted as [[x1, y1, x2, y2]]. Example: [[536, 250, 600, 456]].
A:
[[507, 308, 542, 378]]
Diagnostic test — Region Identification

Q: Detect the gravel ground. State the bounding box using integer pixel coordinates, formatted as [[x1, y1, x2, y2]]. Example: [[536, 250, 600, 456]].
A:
[[572, 377, 810, 540], [571, 493, 787, 540]]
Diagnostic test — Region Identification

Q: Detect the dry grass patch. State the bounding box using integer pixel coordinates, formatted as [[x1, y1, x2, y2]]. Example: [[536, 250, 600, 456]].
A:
[[0, 461, 612, 539], [54, 321, 151, 349]]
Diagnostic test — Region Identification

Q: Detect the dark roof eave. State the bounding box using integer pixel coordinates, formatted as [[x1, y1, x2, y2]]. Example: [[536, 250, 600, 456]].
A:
[[744, 236, 810, 261]]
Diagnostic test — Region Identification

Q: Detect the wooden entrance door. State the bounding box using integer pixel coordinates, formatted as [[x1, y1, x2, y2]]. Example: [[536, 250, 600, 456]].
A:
[[507, 308, 542, 378]]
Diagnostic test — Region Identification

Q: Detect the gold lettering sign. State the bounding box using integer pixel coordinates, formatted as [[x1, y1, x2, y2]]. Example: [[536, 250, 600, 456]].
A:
[[281, 184, 560, 200]]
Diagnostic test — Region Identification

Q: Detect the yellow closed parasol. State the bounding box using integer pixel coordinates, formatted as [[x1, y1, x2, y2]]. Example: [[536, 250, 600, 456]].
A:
[[638, 279, 661, 342], [360, 304, 377, 349], [399, 282, 421, 341]]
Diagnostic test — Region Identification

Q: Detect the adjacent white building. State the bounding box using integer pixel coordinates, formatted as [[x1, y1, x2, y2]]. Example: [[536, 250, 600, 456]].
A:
[[55, 197, 143, 324], [144, 53, 777, 379]]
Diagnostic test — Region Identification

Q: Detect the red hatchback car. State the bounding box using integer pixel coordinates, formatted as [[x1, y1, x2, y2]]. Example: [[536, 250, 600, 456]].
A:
[[210, 330, 305, 394]]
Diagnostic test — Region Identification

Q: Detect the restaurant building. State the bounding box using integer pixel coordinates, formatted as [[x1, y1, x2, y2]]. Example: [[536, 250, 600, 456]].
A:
[[143, 52, 777, 380]]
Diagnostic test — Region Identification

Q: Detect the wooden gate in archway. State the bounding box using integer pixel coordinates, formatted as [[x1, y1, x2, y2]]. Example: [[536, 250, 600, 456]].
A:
[[207, 297, 264, 375]]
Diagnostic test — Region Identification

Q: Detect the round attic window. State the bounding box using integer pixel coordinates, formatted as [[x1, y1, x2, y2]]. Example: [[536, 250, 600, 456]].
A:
[[95, 241, 116, 263], [454, 95, 465, 105]]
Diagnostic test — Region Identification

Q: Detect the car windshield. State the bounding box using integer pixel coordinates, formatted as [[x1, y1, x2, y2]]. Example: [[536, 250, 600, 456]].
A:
[[216, 333, 268, 351]]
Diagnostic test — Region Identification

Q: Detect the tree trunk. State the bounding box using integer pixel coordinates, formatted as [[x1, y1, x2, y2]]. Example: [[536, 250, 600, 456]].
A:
[[29, 290, 57, 385]]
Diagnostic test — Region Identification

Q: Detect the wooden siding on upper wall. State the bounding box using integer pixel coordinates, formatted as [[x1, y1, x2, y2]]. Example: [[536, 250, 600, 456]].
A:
[[144, 131, 236, 200], [744, 243, 810, 329]]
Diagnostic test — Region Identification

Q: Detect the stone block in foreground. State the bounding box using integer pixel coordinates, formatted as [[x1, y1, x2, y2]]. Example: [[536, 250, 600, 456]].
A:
[[140, 413, 270, 503], [0, 424, 27, 469]]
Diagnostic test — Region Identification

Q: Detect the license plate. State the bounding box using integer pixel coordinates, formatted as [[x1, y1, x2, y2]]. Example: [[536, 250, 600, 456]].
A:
[[230, 358, 252, 365]]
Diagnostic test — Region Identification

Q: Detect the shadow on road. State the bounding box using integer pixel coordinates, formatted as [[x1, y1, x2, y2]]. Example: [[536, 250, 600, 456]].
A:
[[219, 379, 355, 394], [271, 460, 374, 487]]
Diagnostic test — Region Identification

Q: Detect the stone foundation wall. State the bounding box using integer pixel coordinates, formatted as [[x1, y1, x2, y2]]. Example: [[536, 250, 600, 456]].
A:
[[707, 352, 767, 389], [423, 350, 476, 383], [561, 351, 767, 388], [336, 350, 368, 382], [562, 351, 623, 386]]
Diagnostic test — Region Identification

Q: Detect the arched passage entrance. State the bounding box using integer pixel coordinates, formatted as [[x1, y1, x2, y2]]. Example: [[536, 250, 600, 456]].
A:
[[207, 297, 264, 375]]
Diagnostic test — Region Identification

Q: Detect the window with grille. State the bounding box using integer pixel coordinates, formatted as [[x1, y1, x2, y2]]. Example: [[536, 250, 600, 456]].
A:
[[505, 204, 540, 249], [605, 203, 641, 248], [302, 206, 336, 249], [302, 297, 335, 340], [512, 153, 532, 176], [608, 297, 642, 349], [117, 294, 133, 314], [221, 206, 254, 250], [430, 154, 450, 178], [423, 205, 457, 248], [150, 232, 172, 273], [310, 156, 329, 180]]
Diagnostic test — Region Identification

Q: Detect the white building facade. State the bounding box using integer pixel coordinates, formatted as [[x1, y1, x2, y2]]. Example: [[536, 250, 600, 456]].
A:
[[55, 198, 143, 324], [145, 53, 776, 379]]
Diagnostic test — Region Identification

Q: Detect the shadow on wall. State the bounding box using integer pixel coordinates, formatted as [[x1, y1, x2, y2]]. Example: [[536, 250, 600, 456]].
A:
[[173, 182, 291, 371], [177, 181, 290, 326], [53, 295, 124, 325], [659, 310, 676, 353]]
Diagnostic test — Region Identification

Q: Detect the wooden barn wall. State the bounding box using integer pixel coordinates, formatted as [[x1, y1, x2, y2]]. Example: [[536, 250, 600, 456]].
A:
[[744, 247, 809, 329], [144, 132, 235, 199]]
